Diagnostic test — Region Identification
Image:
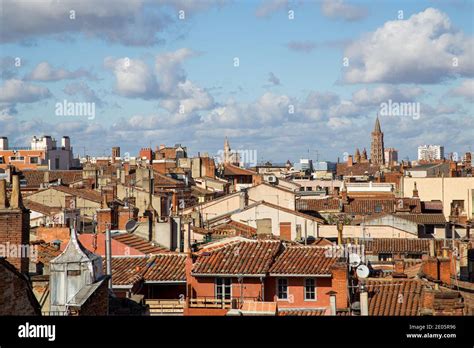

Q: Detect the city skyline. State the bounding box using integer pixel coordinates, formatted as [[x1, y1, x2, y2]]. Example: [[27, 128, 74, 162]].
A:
[[1, 0, 473, 162]]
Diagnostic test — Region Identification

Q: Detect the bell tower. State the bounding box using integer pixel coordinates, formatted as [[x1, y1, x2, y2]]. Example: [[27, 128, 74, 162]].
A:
[[370, 116, 385, 165]]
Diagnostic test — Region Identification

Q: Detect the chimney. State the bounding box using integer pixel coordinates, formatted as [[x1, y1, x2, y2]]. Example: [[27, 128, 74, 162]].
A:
[[11, 175, 22, 209], [0, 179, 8, 209], [360, 287, 369, 316], [337, 222, 343, 245], [429, 239, 435, 257], [347, 155, 353, 167], [326, 291, 337, 315], [412, 181, 419, 198]]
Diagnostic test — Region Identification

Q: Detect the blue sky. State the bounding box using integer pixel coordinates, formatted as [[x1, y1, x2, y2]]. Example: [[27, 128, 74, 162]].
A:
[[1, 0, 473, 163]]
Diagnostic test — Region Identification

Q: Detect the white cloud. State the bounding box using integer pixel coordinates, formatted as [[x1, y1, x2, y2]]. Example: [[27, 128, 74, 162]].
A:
[[26, 62, 95, 81], [0, 79, 51, 103], [0, 0, 224, 46], [321, 0, 367, 21], [352, 86, 425, 106], [287, 41, 317, 53], [448, 79, 474, 102], [104, 57, 159, 99], [343, 8, 474, 84]]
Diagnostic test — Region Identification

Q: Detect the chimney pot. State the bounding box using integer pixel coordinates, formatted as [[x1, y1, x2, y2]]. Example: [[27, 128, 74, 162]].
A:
[[0, 179, 8, 209], [11, 175, 21, 209]]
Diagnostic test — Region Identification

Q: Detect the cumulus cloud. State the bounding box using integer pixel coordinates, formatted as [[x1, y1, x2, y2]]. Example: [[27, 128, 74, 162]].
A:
[[321, 0, 367, 21], [105, 49, 214, 115], [26, 62, 96, 81], [104, 57, 159, 99], [0, 79, 51, 103], [343, 8, 474, 84]]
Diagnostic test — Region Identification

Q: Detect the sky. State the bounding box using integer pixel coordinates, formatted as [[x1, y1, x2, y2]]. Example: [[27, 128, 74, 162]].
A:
[[0, 0, 473, 163]]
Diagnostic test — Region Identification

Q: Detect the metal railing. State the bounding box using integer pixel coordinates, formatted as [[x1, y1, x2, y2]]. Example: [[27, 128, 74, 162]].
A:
[[145, 299, 184, 315], [189, 296, 259, 309], [41, 311, 68, 316]]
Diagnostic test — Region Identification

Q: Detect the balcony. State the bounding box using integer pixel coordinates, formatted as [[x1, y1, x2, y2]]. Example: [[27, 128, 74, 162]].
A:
[[189, 296, 259, 309], [145, 299, 184, 316]]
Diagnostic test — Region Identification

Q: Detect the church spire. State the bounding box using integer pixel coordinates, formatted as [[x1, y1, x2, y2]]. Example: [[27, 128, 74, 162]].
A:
[[374, 115, 382, 133]]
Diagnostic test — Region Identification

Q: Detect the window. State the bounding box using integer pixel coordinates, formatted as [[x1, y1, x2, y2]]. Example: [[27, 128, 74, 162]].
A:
[[30, 156, 39, 164], [0, 157, 3, 164], [304, 279, 316, 300], [277, 278, 288, 300], [215, 278, 232, 300], [375, 203, 383, 213]]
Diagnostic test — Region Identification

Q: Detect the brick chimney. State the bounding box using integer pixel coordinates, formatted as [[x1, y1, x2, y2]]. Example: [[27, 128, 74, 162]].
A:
[[347, 155, 353, 167], [0, 176, 30, 273], [330, 262, 349, 310]]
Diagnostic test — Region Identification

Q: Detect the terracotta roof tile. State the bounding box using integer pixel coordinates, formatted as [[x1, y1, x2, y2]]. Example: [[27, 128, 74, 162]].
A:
[[109, 254, 186, 286], [142, 254, 186, 282], [269, 245, 337, 276], [223, 164, 256, 176], [192, 238, 281, 276], [296, 198, 340, 211], [52, 186, 102, 203], [112, 233, 169, 254], [20, 170, 83, 188], [364, 279, 423, 316], [24, 200, 61, 215]]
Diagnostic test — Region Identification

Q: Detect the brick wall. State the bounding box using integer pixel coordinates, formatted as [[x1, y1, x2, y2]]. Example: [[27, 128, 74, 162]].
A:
[[330, 262, 349, 309], [96, 208, 113, 233], [0, 209, 30, 273]]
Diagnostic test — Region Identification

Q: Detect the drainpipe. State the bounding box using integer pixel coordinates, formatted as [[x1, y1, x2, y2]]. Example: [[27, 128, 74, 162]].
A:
[[105, 225, 112, 289], [360, 285, 368, 316]]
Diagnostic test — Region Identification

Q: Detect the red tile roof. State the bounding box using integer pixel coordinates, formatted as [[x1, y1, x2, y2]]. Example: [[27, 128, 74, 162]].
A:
[[298, 197, 422, 215], [142, 254, 186, 282], [33, 242, 62, 264], [110, 254, 186, 286], [296, 198, 340, 212], [192, 238, 281, 276], [193, 220, 257, 238], [20, 170, 83, 188], [364, 279, 423, 316], [110, 256, 148, 286], [269, 245, 337, 276], [52, 186, 102, 203], [344, 238, 452, 255], [223, 164, 256, 176], [343, 197, 421, 214], [394, 213, 446, 225], [24, 200, 61, 215], [112, 233, 169, 254]]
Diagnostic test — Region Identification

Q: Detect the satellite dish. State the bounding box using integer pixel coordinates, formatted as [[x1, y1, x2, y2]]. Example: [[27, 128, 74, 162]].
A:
[[125, 219, 139, 233], [356, 264, 370, 279], [349, 253, 361, 268]]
